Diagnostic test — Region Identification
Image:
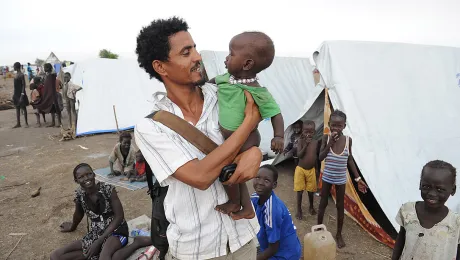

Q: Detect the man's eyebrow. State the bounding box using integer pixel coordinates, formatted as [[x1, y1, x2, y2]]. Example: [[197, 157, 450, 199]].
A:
[[179, 44, 196, 53]]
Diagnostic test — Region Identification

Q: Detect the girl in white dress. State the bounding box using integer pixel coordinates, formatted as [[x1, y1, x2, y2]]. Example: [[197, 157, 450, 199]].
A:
[[392, 160, 460, 260]]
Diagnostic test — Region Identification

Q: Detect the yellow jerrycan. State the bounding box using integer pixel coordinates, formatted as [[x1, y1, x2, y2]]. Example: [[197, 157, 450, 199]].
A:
[[303, 224, 336, 260]]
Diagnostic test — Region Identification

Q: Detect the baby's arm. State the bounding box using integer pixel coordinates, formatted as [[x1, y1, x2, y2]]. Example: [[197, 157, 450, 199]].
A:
[[270, 114, 284, 154], [391, 227, 406, 260]]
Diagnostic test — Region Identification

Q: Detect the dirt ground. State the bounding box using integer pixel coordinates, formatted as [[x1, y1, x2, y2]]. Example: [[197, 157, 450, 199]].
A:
[[0, 78, 392, 259]]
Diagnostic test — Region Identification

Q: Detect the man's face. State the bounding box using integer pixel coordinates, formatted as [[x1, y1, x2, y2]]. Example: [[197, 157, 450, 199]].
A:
[[159, 31, 204, 87], [44, 65, 52, 73], [64, 74, 70, 83]]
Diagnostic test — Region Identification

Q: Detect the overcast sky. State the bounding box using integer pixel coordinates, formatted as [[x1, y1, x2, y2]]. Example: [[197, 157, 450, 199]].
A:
[[1, 0, 459, 65]]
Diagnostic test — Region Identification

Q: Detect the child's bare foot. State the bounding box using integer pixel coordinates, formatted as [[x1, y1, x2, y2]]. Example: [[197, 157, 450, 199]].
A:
[[12, 124, 21, 128], [215, 202, 241, 215], [229, 207, 255, 220], [35, 123, 41, 127], [295, 209, 303, 220], [309, 207, 317, 215], [46, 123, 55, 128], [336, 234, 346, 248], [24, 124, 29, 128], [120, 177, 129, 181]]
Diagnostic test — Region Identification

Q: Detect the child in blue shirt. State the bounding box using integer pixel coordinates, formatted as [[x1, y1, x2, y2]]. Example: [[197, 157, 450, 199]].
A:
[[251, 165, 301, 260]]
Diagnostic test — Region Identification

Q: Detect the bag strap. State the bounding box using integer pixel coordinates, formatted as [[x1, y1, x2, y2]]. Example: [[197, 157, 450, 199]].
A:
[[149, 110, 218, 155]]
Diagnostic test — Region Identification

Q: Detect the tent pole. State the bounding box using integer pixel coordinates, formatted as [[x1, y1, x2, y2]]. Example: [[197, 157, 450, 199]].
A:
[[113, 105, 120, 134]]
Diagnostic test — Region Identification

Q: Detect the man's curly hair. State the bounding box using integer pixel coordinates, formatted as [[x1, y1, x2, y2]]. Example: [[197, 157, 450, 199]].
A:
[[135, 17, 189, 82]]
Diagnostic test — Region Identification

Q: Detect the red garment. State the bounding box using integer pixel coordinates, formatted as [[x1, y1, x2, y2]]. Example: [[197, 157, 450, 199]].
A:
[[135, 161, 146, 176], [37, 84, 44, 96]]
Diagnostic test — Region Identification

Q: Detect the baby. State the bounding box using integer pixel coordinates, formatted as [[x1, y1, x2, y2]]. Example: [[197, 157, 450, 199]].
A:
[[209, 31, 284, 219]]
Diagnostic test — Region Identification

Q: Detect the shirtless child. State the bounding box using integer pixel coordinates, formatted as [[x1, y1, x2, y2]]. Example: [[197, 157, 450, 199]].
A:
[[294, 120, 318, 220], [210, 31, 284, 220]]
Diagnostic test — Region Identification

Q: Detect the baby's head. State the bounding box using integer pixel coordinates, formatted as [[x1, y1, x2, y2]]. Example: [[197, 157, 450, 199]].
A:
[[329, 110, 347, 136], [136, 150, 145, 162], [420, 160, 457, 209], [224, 31, 275, 78], [292, 120, 303, 135]]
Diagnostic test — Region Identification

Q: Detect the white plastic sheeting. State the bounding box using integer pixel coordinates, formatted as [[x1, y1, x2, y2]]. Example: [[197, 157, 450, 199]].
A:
[[201, 50, 323, 156], [314, 41, 460, 229], [64, 58, 164, 136]]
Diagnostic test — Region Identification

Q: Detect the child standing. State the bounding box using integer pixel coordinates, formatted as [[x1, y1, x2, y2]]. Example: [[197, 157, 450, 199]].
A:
[[392, 160, 460, 260], [294, 120, 319, 220], [210, 31, 284, 220], [251, 165, 301, 260], [283, 120, 303, 165], [317, 110, 368, 248], [63, 72, 82, 129]]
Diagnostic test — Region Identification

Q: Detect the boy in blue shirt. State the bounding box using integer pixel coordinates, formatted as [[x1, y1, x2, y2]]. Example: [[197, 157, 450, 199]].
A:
[[251, 165, 301, 260]]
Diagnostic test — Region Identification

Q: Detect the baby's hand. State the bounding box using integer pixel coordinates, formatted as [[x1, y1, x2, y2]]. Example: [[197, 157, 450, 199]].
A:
[[271, 137, 284, 154]]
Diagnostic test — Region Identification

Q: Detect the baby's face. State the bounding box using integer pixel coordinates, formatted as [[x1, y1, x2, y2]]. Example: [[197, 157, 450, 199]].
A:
[[225, 36, 249, 77]]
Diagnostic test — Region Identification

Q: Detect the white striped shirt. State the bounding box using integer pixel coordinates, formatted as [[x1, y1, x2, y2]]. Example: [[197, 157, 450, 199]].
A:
[[134, 83, 259, 260]]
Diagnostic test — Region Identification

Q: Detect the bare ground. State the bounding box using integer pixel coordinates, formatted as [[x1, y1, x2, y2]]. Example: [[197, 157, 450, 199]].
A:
[[0, 78, 391, 259]]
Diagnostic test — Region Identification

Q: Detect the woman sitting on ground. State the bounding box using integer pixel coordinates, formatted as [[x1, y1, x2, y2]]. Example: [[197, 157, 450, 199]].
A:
[[50, 163, 129, 260], [109, 132, 136, 178]]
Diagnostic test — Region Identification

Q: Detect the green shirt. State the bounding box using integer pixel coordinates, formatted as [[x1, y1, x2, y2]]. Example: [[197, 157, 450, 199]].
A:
[[216, 73, 281, 131]]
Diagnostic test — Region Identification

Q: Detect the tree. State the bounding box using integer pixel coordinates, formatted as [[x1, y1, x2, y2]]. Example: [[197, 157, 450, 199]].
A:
[[99, 49, 119, 59], [35, 58, 45, 66]]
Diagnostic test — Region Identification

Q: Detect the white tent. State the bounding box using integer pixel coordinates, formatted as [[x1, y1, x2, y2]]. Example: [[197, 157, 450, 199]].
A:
[[64, 58, 165, 136], [313, 40, 460, 231], [200, 50, 323, 156], [45, 52, 61, 64]]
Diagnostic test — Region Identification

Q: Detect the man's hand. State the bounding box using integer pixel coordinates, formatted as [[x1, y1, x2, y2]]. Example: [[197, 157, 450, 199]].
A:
[[243, 91, 262, 129], [59, 222, 74, 232], [223, 147, 262, 185], [271, 137, 284, 154]]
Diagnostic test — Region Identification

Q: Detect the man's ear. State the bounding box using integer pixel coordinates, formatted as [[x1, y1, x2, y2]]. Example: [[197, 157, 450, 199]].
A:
[[452, 185, 457, 196], [419, 180, 422, 190], [242, 59, 254, 71], [152, 60, 167, 78], [273, 181, 278, 189]]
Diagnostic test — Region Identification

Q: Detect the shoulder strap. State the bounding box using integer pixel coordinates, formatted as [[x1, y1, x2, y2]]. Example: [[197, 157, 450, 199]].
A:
[[148, 110, 218, 155]]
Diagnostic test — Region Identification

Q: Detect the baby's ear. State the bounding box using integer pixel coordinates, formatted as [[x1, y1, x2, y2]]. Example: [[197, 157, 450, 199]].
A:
[[243, 59, 254, 71], [273, 181, 278, 189]]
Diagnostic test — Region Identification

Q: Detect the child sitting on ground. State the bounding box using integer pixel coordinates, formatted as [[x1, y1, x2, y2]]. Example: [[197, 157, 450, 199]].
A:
[[209, 31, 284, 220], [294, 120, 319, 220], [121, 150, 147, 182], [251, 165, 301, 260], [283, 120, 303, 165], [50, 163, 129, 260], [392, 160, 460, 260], [109, 132, 136, 178], [317, 110, 368, 248]]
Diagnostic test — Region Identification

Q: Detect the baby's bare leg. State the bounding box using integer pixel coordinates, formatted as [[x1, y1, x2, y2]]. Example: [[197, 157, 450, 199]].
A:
[[230, 183, 255, 220], [215, 131, 260, 218], [215, 184, 242, 215]]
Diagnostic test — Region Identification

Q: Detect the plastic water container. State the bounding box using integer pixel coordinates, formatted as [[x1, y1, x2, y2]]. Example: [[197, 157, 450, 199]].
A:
[[130, 228, 150, 237], [303, 224, 336, 260]]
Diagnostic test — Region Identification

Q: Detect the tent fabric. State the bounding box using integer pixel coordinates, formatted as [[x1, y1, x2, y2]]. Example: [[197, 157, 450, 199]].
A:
[[45, 52, 61, 64], [200, 50, 323, 156], [63, 58, 164, 136], [313, 41, 460, 237]]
